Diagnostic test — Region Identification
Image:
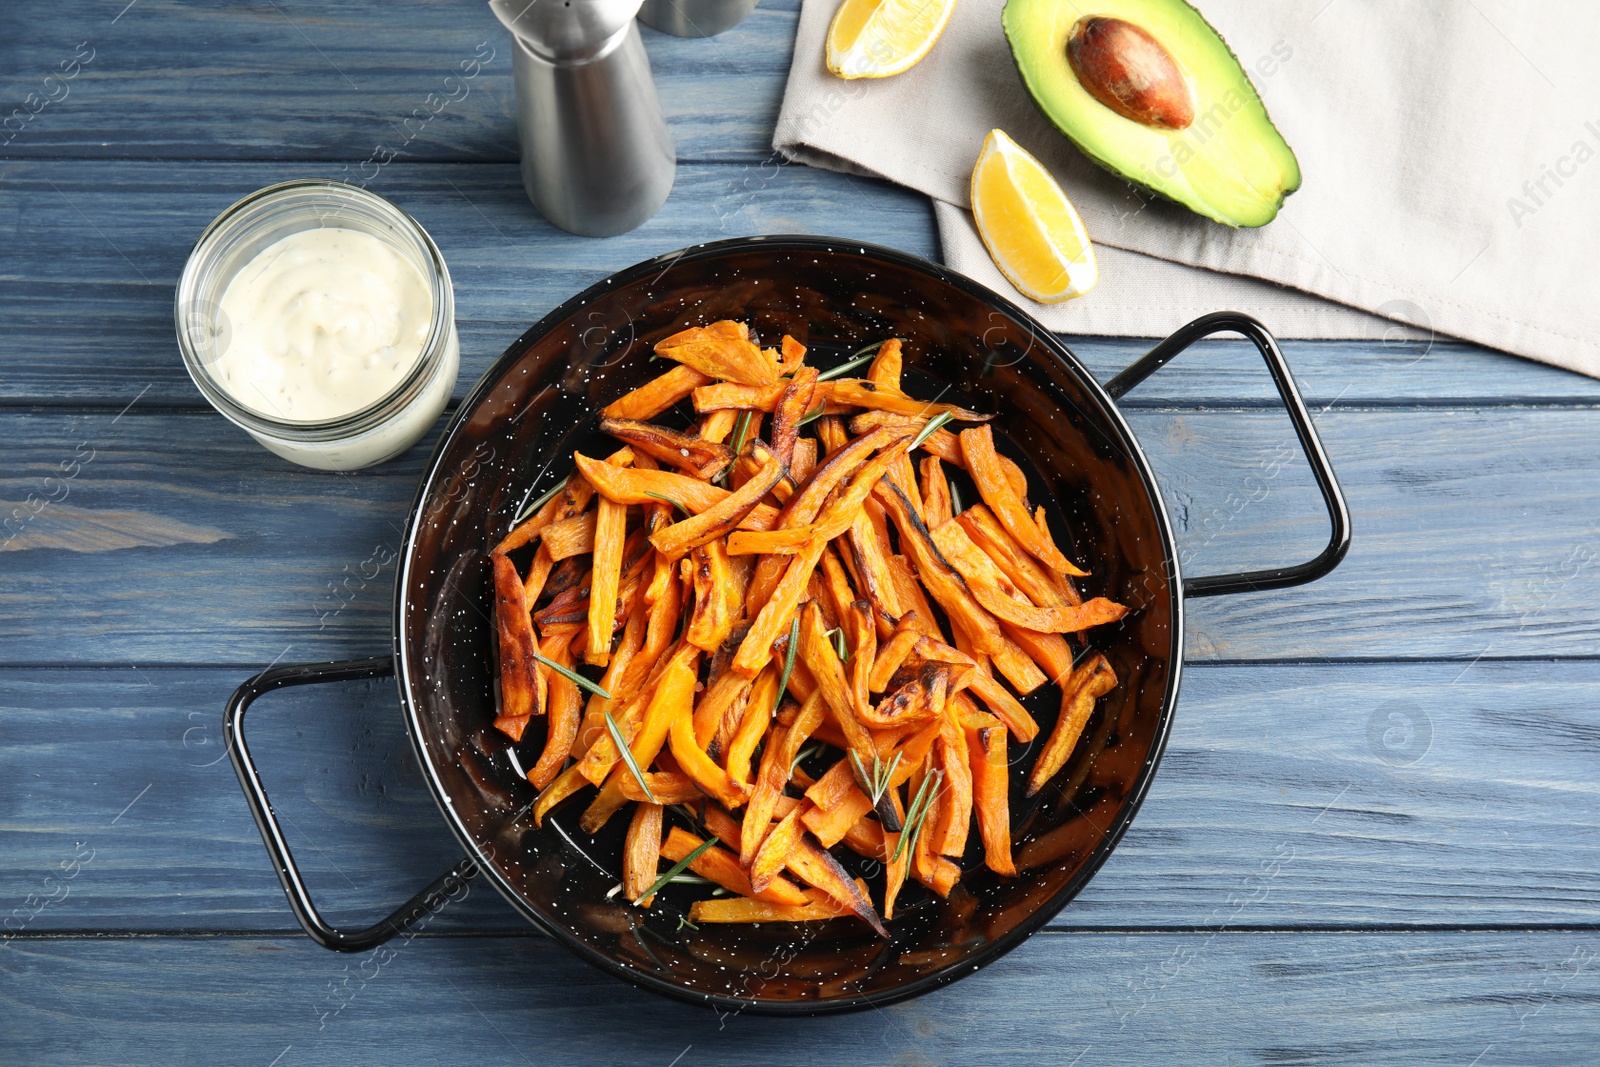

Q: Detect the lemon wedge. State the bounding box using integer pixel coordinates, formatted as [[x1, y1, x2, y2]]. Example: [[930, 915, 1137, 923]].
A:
[[970, 129, 1098, 304], [825, 0, 957, 79]]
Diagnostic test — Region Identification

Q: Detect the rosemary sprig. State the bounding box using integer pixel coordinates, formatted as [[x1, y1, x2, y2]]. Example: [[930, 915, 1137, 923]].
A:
[[676, 914, 699, 931], [848, 749, 902, 808], [824, 626, 849, 662], [514, 475, 569, 523], [909, 411, 956, 451], [729, 409, 754, 457], [638, 834, 720, 904], [816, 351, 876, 382], [535, 651, 611, 700], [795, 403, 828, 427], [604, 711, 655, 803], [790, 741, 823, 774], [773, 617, 801, 715], [644, 491, 688, 515], [666, 873, 714, 886], [892, 769, 944, 863], [949, 480, 963, 516]]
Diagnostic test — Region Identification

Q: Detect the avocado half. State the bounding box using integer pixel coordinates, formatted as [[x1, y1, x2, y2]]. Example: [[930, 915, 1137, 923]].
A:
[[1003, 0, 1301, 227]]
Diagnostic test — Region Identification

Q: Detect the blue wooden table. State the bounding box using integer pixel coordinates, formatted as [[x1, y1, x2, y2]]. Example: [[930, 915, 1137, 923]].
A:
[[4, 1, 1599, 1063]]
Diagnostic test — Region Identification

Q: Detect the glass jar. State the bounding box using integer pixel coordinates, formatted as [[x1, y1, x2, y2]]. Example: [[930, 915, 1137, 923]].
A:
[[175, 179, 460, 471]]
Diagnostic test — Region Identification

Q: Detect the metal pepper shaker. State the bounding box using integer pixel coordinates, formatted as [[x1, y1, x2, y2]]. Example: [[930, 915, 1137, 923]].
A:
[[489, 0, 675, 237], [637, 0, 758, 38]]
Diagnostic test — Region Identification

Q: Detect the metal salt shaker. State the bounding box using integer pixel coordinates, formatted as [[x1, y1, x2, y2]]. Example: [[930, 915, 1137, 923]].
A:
[[489, 0, 675, 237], [637, 0, 758, 38]]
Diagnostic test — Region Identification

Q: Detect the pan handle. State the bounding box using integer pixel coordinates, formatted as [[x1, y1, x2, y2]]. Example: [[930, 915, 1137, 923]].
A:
[[225, 656, 479, 953], [1105, 312, 1352, 599]]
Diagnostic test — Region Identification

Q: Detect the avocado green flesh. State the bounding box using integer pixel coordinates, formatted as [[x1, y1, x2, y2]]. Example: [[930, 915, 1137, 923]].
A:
[[1003, 0, 1300, 227]]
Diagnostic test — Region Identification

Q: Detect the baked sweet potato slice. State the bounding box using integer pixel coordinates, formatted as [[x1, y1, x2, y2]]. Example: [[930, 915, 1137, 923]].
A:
[[572, 452, 778, 530], [650, 440, 787, 561], [491, 552, 541, 740], [655, 320, 777, 387], [826, 379, 991, 424], [798, 601, 877, 757], [585, 452, 631, 667], [527, 631, 583, 788], [599, 416, 733, 481], [684, 539, 738, 653], [624, 803, 665, 905], [876, 481, 1006, 655], [960, 424, 1086, 576], [866, 337, 902, 390], [968, 724, 1016, 876], [771, 366, 819, 468], [1027, 653, 1118, 796], [785, 833, 889, 938], [662, 826, 809, 907], [602, 363, 713, 421]]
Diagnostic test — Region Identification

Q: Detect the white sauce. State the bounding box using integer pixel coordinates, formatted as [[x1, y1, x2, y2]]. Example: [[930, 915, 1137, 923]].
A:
[[213, 227, 433, 421]]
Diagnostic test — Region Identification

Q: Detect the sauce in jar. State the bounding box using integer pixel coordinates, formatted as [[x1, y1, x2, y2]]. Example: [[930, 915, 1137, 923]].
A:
[[212, 227, 434, 421]]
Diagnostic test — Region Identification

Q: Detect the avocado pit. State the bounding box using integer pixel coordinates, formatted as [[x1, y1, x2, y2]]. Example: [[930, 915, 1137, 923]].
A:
[[1066, 16, 1194, 131]]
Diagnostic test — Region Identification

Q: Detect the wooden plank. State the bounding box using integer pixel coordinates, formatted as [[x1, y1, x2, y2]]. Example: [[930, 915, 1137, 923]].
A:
[[4, 405, 1599, 664], [3, 663, 1596, 932], [2, 931, 1596, 1064], [0, 160, 1591, 407], [0, 0, 799, 163]]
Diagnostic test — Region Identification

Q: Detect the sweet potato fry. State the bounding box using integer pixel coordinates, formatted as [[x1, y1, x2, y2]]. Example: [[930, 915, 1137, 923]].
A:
[[790, 437, 818, 484], [624, 803, 664, 905], [684, 539, 738, 653], [1027, 653, 1118, 796], [688, 892, 851, 924], [965, 669, 1039, 742], [656, 319, 777, 387], [771, 366, 819, 468], [491, 552, 540, 740], [723, 664, 777, 785], [527, 631, 582, 788], [798, 601, 877, 757], [585, 452, 630, 668], [741, 692, 825, 868], [668, 672, 748, 810], [577, 640, 692, 789], [750, 800, 810, 894], [802, 762, 875, 848], [572, 453, 778, 530], [662, 827, 810, 907], [697, 407, 738, 444], [932, 517, 1127, 633], [541, 511, 597, 561], [599, 416, 733, 481], [602, 363, 713, 421], [876, 481, 1006, 655], [650, 440, 787, 560], [531, 763, 590, 826], [968, 724, 1015, 876], [733, 540, 826, 676], [957, 504, 1078, 607], [846, 599, 876, 716], [960, 425, 1086, 576], [866, 337, 902, 390], [933, 715, 973, 859], [921, 456, 953, 528], [726, 527, 818, 556], [826, 379, 991, 424], [618, 771, 703, 805], [785, 834, 889, 938]]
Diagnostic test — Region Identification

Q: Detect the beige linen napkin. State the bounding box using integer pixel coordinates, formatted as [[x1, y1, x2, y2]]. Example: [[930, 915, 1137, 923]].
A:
[[775, 0, 1600, 376]]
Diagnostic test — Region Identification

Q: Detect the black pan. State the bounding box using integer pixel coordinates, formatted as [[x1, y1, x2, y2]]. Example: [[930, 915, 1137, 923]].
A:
[[226, 235, 1349, 1014]]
